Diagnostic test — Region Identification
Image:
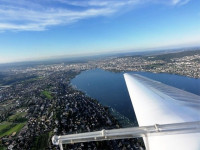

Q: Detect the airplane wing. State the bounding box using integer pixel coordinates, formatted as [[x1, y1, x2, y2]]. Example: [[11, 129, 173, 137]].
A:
[[124, 73, 200, 150]]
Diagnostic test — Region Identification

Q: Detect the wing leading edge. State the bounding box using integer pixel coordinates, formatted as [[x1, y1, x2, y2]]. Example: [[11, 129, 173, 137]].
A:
[[124, 73, 200, 150]]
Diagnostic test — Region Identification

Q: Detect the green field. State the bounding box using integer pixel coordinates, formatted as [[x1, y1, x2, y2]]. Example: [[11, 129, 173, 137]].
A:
[[8, 112, 27, 122], [22, 76, 44, 83], [0, 122, 26, 138], [0, 123, 25, 138], [0, 111, 27, 138], [0, 122, 12, 132], [42, 91, 53, 100]]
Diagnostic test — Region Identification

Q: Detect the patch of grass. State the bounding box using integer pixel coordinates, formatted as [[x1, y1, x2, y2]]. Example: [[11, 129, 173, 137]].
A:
[[42, 91, 53, 100], [0, 112, 27, 138], [5, 123, 25, 135], [0, 122, 12, 132], [22, 76, 44, 83], [8, 112, 27, 122], [0, 123, 26, 138]]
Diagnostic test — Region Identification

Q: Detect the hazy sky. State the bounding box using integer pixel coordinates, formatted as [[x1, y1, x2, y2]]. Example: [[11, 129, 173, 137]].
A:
[[0, 0, 200, 63]]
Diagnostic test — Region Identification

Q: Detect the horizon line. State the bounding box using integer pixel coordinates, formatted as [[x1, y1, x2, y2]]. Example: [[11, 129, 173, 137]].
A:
[[1, 45, 200, 65]]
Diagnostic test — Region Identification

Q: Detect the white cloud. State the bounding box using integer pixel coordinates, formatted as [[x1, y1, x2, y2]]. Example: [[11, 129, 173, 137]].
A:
[[0, 0, 137, 31], [0, 0, 191, 32]]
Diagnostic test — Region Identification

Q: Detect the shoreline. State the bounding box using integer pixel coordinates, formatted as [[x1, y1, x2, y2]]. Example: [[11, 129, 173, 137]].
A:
[[70, 82, 137, 128], [104, 69, 200, 79]]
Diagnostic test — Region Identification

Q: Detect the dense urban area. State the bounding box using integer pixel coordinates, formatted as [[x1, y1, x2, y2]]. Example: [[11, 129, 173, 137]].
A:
[[96, 50, 200, 78], [0, 49, 199, 150]]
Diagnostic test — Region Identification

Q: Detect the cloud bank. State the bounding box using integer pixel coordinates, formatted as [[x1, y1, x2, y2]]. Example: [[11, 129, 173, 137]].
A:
[[0, 0, 191, 31]]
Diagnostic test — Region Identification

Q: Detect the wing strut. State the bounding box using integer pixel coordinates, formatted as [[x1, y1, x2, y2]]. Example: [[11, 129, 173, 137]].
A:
[[52, 121, 200, 149]]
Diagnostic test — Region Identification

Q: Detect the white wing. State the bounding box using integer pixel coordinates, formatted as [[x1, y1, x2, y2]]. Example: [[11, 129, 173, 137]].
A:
[[124, 73, 200, 150]]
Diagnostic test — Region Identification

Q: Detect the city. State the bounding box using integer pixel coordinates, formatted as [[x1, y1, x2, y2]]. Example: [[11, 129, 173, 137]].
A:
[[96, 50, 200, 78], [0, 62, 144, 149], [0, 49, 199, 149], [1, 0, 200, 149]]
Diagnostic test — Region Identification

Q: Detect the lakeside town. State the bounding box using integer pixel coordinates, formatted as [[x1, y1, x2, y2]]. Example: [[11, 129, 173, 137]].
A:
[[95, 50, 200, 78], [0, 49, 199, 150], [0, 70, 144, 150]]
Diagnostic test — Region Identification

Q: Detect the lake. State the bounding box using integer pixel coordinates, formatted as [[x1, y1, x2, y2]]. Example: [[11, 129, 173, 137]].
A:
[[71, 69, 200, 123]]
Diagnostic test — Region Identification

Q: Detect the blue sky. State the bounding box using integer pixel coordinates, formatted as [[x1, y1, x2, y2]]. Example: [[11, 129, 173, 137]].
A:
[[0, 0, 200, 63]]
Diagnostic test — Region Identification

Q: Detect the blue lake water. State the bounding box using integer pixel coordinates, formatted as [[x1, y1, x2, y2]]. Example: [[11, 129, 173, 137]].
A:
[[71, 69, 200, 122]]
